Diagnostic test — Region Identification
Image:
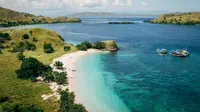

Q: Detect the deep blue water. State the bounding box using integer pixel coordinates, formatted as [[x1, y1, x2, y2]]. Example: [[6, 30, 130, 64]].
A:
[[27, 17, 200, 112]]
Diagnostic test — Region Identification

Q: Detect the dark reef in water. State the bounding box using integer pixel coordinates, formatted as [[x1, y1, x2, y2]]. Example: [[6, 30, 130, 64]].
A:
[[108, 21, 135, 24]]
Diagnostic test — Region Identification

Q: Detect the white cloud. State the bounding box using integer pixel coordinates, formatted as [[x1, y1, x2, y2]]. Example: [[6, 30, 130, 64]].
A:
[[1, 0, 109, 9], [127, 0, 133, 6], [112, 0, 125, 6], [112, 0, 132, 6], [141, 1, 148, 6]]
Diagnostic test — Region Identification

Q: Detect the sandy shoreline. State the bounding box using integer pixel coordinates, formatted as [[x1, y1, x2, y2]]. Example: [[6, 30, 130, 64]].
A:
[[51, 49, 108, 103]]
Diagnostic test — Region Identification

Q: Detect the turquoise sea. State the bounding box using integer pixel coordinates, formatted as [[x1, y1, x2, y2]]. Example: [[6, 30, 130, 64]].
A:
[[27, 17, 200, 112]]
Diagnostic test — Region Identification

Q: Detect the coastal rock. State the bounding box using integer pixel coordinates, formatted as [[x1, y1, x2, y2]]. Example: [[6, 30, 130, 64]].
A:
[[103, 40, 119, 51]]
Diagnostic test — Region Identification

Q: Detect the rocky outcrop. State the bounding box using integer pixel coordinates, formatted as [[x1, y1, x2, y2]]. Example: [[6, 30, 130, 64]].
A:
[[103, 40, 119, 51]]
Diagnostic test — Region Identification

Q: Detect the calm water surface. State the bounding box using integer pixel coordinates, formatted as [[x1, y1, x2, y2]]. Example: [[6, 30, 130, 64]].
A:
[[27, 17, 200, 112]]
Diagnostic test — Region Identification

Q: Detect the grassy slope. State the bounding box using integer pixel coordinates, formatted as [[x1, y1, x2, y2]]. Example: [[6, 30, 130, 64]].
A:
[[0, 7, 81, 26], [149, 12, 200, 24], [0, 28, 77, 111]]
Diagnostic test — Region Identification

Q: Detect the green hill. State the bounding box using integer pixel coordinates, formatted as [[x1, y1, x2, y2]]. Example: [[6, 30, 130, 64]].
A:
[[0, 28, 77, 111], [145, 12, 200, 25], [0, 7, 81, 27]]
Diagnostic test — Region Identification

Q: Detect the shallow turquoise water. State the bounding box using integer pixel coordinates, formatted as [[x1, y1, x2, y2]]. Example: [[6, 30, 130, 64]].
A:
[[74, 52, 130, 112], [25, 17, 200, 112]]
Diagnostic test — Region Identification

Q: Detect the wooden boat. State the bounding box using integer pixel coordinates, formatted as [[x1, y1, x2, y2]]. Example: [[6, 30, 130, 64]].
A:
[[170, 49, 189, 57]]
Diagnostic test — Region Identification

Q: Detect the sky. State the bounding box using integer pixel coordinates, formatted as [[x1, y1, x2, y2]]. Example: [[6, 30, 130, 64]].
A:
[[0, 0, 200, 16]]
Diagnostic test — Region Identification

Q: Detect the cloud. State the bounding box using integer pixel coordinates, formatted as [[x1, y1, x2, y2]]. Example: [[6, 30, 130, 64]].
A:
[[127, 0, 133, 6], [141, 1, 148, 6], [1, 0, 109, 10], [112, 0, 124, 6], [112, 0, 132, 6]]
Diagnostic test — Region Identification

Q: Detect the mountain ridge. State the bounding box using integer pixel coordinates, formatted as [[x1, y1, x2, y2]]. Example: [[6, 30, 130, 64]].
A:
[[0, 7, 81, 27], [68, 12, 158, 17]]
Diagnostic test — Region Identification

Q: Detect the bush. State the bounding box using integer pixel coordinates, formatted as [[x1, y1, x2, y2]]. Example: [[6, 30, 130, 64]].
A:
[[93, 41, 105, 49], [81, 41, 92, 49], [11, 42, 36, 52], [32, 37, 38, 42], [0, 38, 5, 43], [76, 44, 87, 51], [15, 57, 47, 79], [53, 71, 67, 84], [64, 46, 71, 51], [0, 100, 44, 112], [0, 101, 21, 112], [30, 30, 33, 35], [17, 52, 25, 60], [24, 41, 36, 50], [22, 34, 29, 39], [0, 49, 2, 54], [0, 33, 10, 40], [44, 43, 54, 53], [54, 61, 63, 69], [0, 95, 9, 103]]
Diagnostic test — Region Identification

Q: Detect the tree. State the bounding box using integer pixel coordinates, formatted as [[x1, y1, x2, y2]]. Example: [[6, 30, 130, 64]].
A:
[[54, 61, 63, 69], [44, 43, 54, 53], [17, 52, 25, 60], [42, 71, 54, 82], [53, 71, 67, 84], [71, 104, 88, 112], [76, 44, 87, 51], [60, 90, 87, 112], [81, 41, 92, 49], [60, 90, 75, 112], [64, 46, 71, 51], [93, 41, 105, 49], [22, 34, 29, 39], [15, 57, 47, 78]]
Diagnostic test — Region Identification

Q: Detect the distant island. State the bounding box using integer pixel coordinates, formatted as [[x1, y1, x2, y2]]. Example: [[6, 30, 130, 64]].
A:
[[0, 7, 81, 27], [145, 12, 200, 25], [68, 12, 158, 17], [108, 21, 135, 24]]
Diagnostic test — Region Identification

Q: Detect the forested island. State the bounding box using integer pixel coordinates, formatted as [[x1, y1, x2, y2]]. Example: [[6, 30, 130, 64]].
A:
[[145, 12, 200, 25], [108, 21, 135, 24], [0, 7, 81, 27]]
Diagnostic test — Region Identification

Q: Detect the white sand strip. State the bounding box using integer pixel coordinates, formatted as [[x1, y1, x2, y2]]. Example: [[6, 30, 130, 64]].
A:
[[52, 49, 108, 102]]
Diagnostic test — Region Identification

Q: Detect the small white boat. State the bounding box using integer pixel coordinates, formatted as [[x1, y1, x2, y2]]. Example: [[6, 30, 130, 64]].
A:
[[157, 48, 168, 55]]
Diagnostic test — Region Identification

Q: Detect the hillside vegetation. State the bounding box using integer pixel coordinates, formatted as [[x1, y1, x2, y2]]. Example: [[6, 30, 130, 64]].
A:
[[0, 7, 81, 27], [146, 12, 200, 25], [0, 28, 77, 111]]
